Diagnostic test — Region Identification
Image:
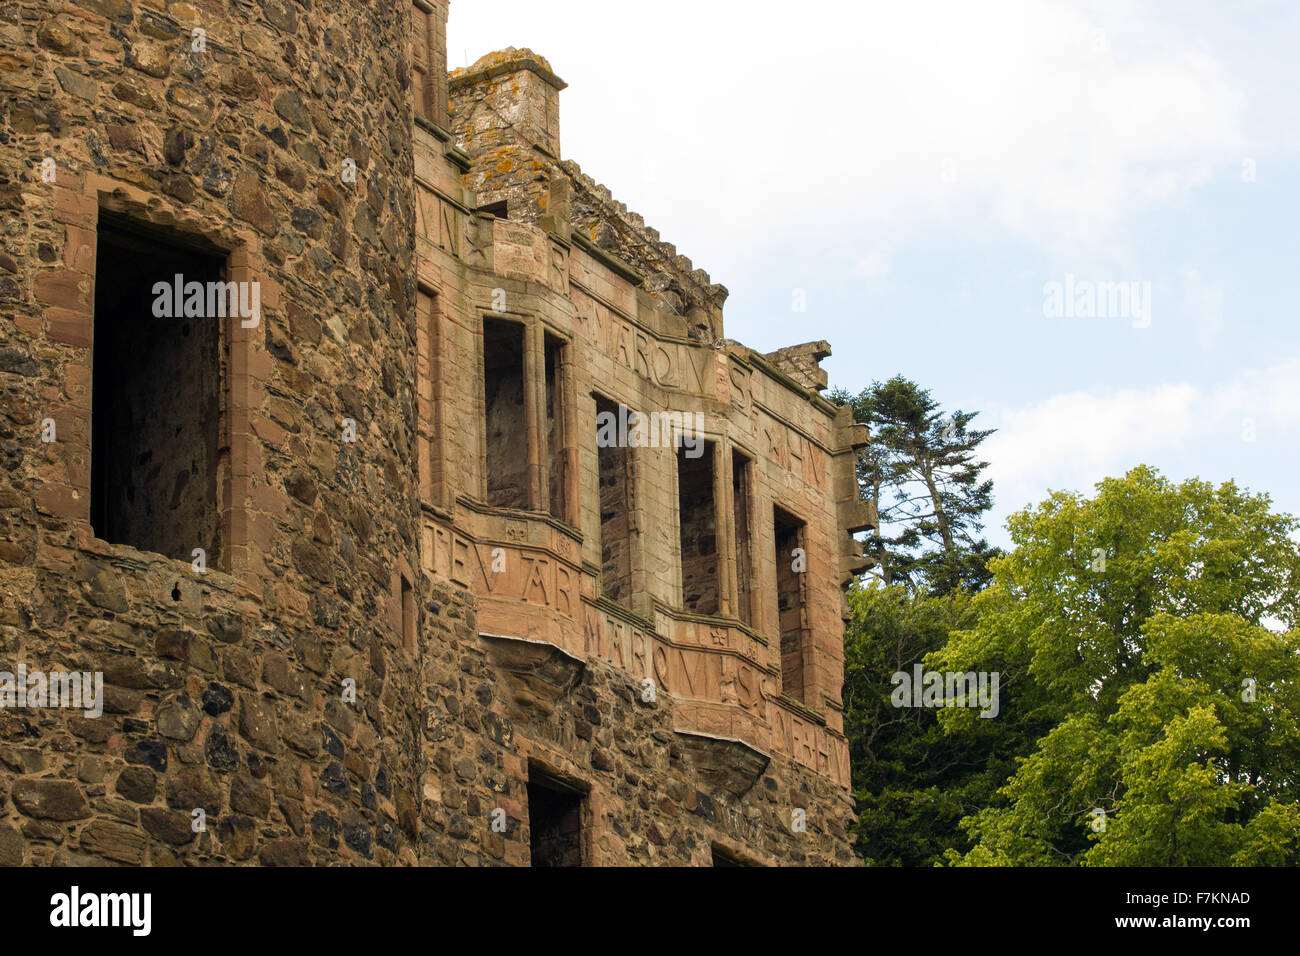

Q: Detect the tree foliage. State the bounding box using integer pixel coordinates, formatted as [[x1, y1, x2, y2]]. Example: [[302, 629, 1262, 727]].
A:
[[832, 376, 1000, 594], [844, 583, 1029, 865], [934, 466, 1300, 866]]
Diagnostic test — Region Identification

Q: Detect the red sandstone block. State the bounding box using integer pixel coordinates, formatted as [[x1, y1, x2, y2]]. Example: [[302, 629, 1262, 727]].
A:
[[247, 349, 274, 381], [36, 483, 83, 519], [65, 455, 90, 491], [227, 507, 250, 548], [64, 362, 91, 399], [228, 549, 254, 583], [228, 446, 254, 483], [52, 188, 95, 227], [247, 510, 275, 549], [246, 380, 268, 412], [46, 311, 91, 348], [240, 439, 264, 481], [251, 414, 287, 446], [35, 269, 91, 311], [43, 304, 91, 345], [49, 167, 85, 192], [105, 124, 142, 154], [250, 481, 291, 520], [63, 224, 97, 274], [35, 542, 75, 573]]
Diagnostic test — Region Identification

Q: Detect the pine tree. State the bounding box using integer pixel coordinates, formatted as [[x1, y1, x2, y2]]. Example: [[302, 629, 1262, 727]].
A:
[[832, 376, 999, 594]]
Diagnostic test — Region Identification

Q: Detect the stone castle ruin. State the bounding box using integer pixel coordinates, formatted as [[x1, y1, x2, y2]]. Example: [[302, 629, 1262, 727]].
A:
[[0, 0, 875, 865]]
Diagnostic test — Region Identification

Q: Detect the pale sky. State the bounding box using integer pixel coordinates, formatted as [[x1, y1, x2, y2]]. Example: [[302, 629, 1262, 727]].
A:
[[448, 1, 1300, 546]]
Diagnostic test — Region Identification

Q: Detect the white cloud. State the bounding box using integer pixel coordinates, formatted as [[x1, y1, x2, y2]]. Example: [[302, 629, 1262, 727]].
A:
[[449, 0, 1249, 272], [982, 356, 1300, 517]]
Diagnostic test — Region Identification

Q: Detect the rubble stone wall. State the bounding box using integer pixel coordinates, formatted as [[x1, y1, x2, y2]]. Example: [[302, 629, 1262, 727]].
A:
[[1, 3, 869, 866]]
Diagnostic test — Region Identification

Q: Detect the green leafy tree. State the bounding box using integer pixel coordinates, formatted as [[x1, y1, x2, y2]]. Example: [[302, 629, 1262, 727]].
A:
[[832, 376, 999, 594], [844, 583, 1029, 864], [935, 466, 1300, 866]]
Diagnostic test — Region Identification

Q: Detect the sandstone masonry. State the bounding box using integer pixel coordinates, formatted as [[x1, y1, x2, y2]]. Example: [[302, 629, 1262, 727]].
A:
[[0, 0, 874, 866]]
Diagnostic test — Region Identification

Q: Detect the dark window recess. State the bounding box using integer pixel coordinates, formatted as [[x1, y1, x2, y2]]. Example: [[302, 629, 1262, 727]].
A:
[[732, 450, 754, 626], [774, 505, 808, 702], [545, 333, 568, 521], [483, 318, 528, 509], [678, 441, 718, 615], [475, 200, 508, 219], [527, 771, 584, 867], [595, 394, 632, 605], [401, 575, 416, 656], [91, 216, 222, 564]]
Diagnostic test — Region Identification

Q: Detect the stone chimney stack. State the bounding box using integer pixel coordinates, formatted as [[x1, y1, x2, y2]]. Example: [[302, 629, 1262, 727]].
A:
[[448, 48, 568, 220], [449, 48, 567, 160]]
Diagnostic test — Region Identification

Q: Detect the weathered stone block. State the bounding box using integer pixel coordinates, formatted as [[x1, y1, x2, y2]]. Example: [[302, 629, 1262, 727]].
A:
[[12, 779, 90, 821]]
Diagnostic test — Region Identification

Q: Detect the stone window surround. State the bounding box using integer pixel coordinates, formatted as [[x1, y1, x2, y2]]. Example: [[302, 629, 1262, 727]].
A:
[[521, 752, 593, 867], [43, 172, 267, 583], [415, 284, 450, 513], [410, 0, 449, 128], [772, 501, 813, 705], [671, 435, 777, 637], [473, 308, 578, 524], [388, 555, 419, 657], [48, 176, 818, 705], [730, 447, 758, 628]]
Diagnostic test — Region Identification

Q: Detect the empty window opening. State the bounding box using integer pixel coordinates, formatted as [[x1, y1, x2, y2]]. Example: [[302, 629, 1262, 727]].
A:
[[483, 318, 529, 509], [774, 505, 809, 703], [527, 770, 584, 867], [475, 200, 509, 219], [401, 575, 416, 657], [91, 215, 223, 565], [732, 451, 754, 626], [545, 333, 569, 522], [678, 441, 718, 615], [594, 394, 632, 606]]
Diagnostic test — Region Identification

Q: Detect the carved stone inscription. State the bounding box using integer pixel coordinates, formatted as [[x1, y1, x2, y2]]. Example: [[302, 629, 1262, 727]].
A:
[[424, 518, 848, 786]]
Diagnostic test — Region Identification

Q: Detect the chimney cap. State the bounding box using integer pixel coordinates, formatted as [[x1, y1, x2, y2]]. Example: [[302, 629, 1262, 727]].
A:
[[449, 47, 568, 93]]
